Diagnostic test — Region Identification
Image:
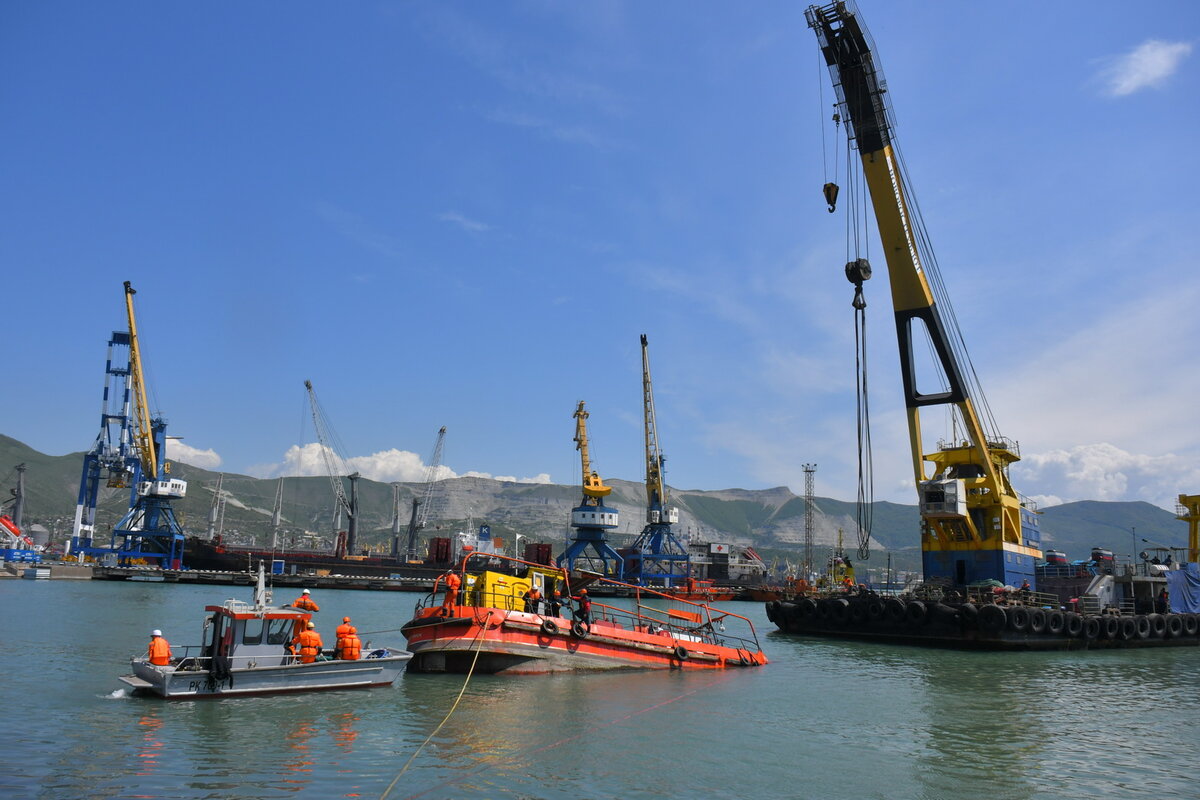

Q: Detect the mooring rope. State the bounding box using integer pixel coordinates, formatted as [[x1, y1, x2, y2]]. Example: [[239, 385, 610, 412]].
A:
[[378, 611, 494, 800], [400, 670, 738, 800]]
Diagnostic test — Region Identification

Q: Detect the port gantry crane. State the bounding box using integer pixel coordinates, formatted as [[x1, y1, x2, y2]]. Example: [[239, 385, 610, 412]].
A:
[[806, 2, 1042, 589], [72, 282, 188, 569], [625, 335, 690, 586], [304, 379, 359, 558], [557, 401, 625, 578], [402, 426, 447, 563]]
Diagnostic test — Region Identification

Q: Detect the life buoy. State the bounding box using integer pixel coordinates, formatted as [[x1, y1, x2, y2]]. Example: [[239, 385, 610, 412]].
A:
[[905, 600, 928, 626], [1101, 615, 1120, 639], [1009, 606, 1030, 633], [1046, 611, 1066, 636], [1134, 615, 1151, 639], [979, 604, 1007, 632], [674, 645, 689, 661], [1165, 614, 1184, 639], [1146, 613, 1166, 638], [1184, 614, 1199, 636], [570, 621, 589, 638], [540, 619, 560, 636], [1082, 616, 1100, 640], [1064, 613, 1083, 638]]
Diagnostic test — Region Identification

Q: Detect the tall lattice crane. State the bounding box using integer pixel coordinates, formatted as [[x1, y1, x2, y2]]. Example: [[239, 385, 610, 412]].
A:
[[557, 401, 624, 577], [403, 426, 447, 562], [626, 335, 689, 586], [806, 1, 1042, 588], [72, 282, 188, 568], [304, 380, 358, 557]]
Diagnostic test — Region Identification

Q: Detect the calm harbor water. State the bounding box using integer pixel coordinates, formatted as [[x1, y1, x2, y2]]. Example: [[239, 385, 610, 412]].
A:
[[2, 578, 1198, 799]]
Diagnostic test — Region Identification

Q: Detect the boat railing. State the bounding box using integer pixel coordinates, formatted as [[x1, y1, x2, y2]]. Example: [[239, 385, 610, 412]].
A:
[[144, 645, 351, 669]]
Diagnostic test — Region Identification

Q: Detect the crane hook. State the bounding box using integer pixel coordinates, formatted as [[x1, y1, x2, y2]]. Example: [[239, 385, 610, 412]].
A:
[[845, 258, 871, 309], [823, 182, 839, 213]]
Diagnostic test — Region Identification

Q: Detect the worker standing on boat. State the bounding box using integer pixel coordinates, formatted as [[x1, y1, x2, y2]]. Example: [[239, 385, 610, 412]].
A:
[[525, 586, 542, 614], [295, 621, 323, 663], [334, 616, 356, 659], [549, 588, 564, 617], [338, 629, 362, 661], [292, 588, 320, 612], [147, 629, 172, 666], [572, 589, 592, 632], [440, 571, 461, 614]]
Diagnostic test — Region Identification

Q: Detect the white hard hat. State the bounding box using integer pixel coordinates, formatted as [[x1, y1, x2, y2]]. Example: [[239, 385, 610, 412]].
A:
[[302, 589, 311, 594], [152, 629, 162, 637]]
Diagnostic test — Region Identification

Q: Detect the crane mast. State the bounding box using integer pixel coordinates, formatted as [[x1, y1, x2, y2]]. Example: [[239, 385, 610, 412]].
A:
[[574, 401, 612, 503], [304, 380, 357, 557], [806, 1, 1041, 588], [404, 426, 447, 562], [627, 335, 688, 586], [557, 401, 624, 577]]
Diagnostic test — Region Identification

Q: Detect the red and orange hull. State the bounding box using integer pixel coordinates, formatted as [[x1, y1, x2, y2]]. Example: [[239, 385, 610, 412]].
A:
[[401, 606, 765, 674]]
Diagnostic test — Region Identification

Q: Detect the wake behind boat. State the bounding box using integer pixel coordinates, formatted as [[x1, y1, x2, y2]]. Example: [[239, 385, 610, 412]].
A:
[[118, 565, 411, 698], [401, 553, 767, 674]]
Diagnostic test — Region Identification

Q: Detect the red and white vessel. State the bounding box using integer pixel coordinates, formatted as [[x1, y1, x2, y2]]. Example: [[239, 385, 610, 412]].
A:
[[401, 554, 767, 674]]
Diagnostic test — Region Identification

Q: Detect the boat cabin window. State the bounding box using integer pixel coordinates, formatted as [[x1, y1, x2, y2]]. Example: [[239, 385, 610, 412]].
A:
[[266, 618, 293, 645], [242, 618, 265, 645]]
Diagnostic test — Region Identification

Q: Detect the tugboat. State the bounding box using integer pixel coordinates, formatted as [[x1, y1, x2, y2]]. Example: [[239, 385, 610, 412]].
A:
[[401, 554, 767, 674], [119, 565, 411, 698]]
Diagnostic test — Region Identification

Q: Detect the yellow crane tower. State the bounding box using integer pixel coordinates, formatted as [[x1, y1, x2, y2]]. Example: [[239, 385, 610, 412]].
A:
[[1179, 494, 1200, 563], [557, 401, 624, 577], [807, 1, 1042, 588]]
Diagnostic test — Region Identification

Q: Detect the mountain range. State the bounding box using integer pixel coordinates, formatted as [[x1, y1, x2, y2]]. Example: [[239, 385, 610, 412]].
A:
[[1, 433, 1187, 572]]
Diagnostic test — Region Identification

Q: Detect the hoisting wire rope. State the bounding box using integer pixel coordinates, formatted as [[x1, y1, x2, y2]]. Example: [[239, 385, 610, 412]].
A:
[[378, 610, 496, 800]]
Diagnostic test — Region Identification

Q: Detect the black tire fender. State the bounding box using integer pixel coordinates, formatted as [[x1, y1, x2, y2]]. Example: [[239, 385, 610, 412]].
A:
[[540, 619, 560, 636], [906, 600, 928, 625], [798, 598, 818, 618], [1165, 614, 1184, 639], [1046, 611, 1066, 635], [1146, 613, 1166, 638], [1185, 613, 1200, 636], [1134, 615, 1151, 639], [571, 621, 589, 638], [1101, 615, 1120, 639], [979, 604, 1007, 632], [1064, 612, 1084, 638], [1083, 616, 1101, 640], [674, 645, 689, 661], [1009, 606, 1030, 633]]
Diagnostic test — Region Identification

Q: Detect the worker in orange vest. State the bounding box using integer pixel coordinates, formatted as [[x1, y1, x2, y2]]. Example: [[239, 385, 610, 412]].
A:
[[334, 616, 357, 659], [295, 621, 323, 663], [292, 588, 320, 612], [147, 629, 172, 666], [338, 630, 362, 661], [441, 571, 462, 614], [525, 586, 542, 614]]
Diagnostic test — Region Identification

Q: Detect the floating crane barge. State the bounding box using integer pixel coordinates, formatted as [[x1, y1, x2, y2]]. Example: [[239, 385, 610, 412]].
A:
[[768, 2, 1200, 650]]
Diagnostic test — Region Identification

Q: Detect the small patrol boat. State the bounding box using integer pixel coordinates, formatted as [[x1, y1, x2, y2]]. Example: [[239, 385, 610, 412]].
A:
[[118, 565, 411, 698], [401, 554, 767, 674]]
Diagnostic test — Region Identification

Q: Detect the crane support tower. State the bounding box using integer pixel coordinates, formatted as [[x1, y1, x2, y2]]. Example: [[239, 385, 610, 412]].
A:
[[625, 335, 689, 586], [807, 1, 1041, 588], [1178, 494, 1200, 564], [72, 282, 188, 569], [404, 426, 447, 563], [303, 380, 359, 557], [557, 401, 625, 578], [803, 464, 816, 579]]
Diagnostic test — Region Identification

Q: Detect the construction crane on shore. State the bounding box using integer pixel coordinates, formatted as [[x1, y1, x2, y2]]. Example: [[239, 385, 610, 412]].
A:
[[625, 335, 689, 586], [557, 401, 624, 577], [806, 1, 1042, 588], [72, 282, 187, 568], [304, 380, 358, 557], [1178, 495, 1200, 564], [402, 426, 447, 562]]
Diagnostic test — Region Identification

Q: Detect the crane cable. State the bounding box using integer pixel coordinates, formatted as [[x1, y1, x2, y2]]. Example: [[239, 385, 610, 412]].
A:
[[379, 611, 495, 800]]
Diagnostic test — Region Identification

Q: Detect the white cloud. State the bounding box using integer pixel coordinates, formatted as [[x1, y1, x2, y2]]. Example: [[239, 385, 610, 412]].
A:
[[438, 211, 492, 234], [166, 440, 221, 470], [1099, 40, 1192, 96], [245, 442, 552, 485], [1016, 443, 1200, 511]]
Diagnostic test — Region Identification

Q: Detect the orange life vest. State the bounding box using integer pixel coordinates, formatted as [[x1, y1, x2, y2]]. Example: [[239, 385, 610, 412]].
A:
[[296, 629, 323, 663], [148, 636, 171, 666], [338, 633, 362, 661], [293, 596, 320, 612], [335, 623, 357, 640]]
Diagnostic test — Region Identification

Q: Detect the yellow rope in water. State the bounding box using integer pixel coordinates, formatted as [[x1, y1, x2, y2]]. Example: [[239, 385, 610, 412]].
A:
[[379, 611, 494, 800]]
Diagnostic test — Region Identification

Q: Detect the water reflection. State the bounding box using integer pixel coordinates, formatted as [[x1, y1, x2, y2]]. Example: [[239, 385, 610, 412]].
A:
[[134, 712, 165, 777]]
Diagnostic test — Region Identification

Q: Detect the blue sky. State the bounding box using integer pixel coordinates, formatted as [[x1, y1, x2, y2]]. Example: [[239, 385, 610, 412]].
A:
[[3, 1, 1198, 512]]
